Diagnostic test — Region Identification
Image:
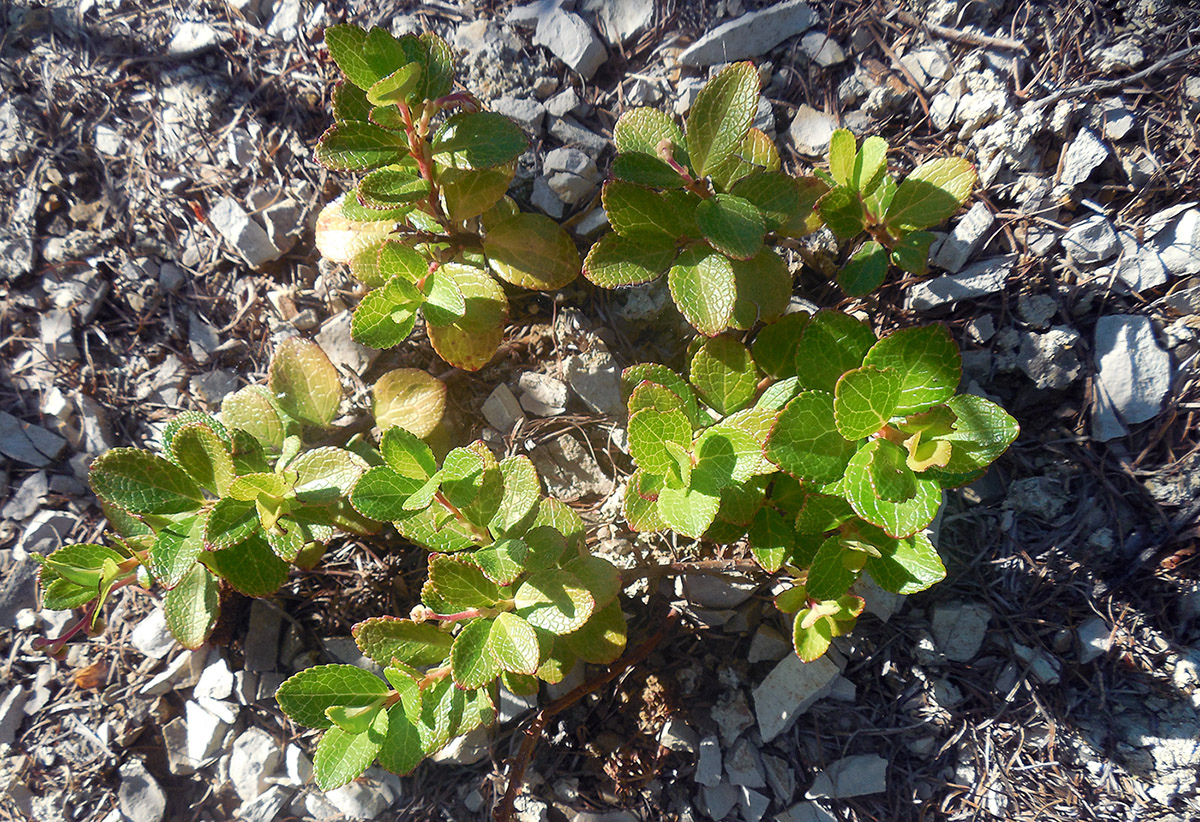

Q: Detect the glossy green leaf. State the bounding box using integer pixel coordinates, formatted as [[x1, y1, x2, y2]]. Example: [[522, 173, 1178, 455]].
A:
[[690, 335, 758, 416], [611, 107, 689, 187], [332, 80, 372, 122], [686, 62, 759, 178], [90, 449, 204, 515], [816, 185, 865, 240], [350, 466, 421, 521], [806, 535, 863, 601], [853, 136, 888, 194], [748, 506, 792, 572], [707, 127, 781, 191], [490, 456, 541, 535], [378, 703, 424, 776], [667, 245, 736, 336], [472, 538, 527, 586], [148, 514, 206, 589], [441, 163, 515, 223], [351, 276, 423, 349], [828, 128, 856, 186], [325, 24, 406, 90], [793, 611, 834, 662], [276, 663, 390, 730], [837, 241, 888, 296], [314, 121, 409, 172], [792, 310, 876, 394], [565, 600, 627, 664], [868, 438, 918, 501], [514, 570, 595, 635], [582, 232, 676, 288], [169, 422, 234, 497], [314, 708, 388, 790], [428, 554, 501, 610], [891, 230, 936, 275], [200, 533, 288, 596], [353, 617, 453, 668], [484, 213, 580, 290], [866, 531, 946, 594], [373, 368, 446, 439], [730, 172, 802, 231], [417, 31, 455, 100], [863, 324, 961, 414], [222, 386, 285, 452], [604, 182, 697, 239], [228, 472, 286, 502], [451, 618, 500, 689], [765, 391, 855, 483], [939, 394, 1019, 472], [695, 194, 764, 260], [163, 562, 219, 650], [628, 408, 692, 479], [269, 337, 342, 427], [656, 484, 721, 539], [622, 363, 703, 429], [730, 247, 791, 330], [833, 366, 902, 440], [380, 425, 438, 479], [489, 612, 540, 675], [358, 162, 429, 209], [290, 447, 368, 504], [433, 111, 528, 169], [794, 491, 855, 534], [884, 157, 976, 231], [752, 312, 808, 379], [426, 264, 508, 371], [841, 440, 941, 538], [366, 62, 422, 106], [623, 469, 665, 532]]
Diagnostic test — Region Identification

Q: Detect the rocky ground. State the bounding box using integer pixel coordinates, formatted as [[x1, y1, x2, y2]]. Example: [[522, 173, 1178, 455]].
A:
[[1, 0, 1200, 820]]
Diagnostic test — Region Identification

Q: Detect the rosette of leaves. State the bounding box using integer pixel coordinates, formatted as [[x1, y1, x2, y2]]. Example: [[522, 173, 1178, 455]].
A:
[[815, 128, 976, 295], [274, 431, 625, 789], [621, 310, 1018, 661], [582, 61, 825, 335], [35, 340, 442, 651], [312, 24, 580, 370]]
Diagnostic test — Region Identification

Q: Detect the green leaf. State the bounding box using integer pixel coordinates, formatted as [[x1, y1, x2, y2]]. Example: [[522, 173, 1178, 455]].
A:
[[866, 531, 946, 594], [686, 62, 759, 178], [884, 157, 976, 231], [863, 325, 961, 414], [747, 506, 793, 572], [667, 245, 736, 336], [629, 381, 685, 415], [582, 232, 676, 288], [514, 570, 596, 635], [440, 442, 503, 527], [852, 136, 888, 194], [352, 276, 423, 349], [752, 312, 809, 379], [939, 394, 1019, 472], [428, 554, 501, 610], [695, 194, 764, 260], [228, 472, 287, 502], [433, 111, 528, 170], [690, 335, 758, 416], [441, 163, 515, 223], [325, 24, 405, 90], [490, 456, 541, 535], [315, 121, 409, 172], [623, 469, 665, 532], [563, 555, 622, 610], [373, 369, 446, 440], [828, 129, 856, 186], [890, 230, 936, 275], [628, 408, 692, 478], [565, 600, 627, 664], [353, 617, 453, 667], [169, 422, 235, 497], [290, 447, 368, 504], [358, 163, 430, 209], [90, 449, 204, 515], [38, 543, 124, 589], [794, 491, 855, 534], [484, 213, 580, 290], [730, 247, 791, 330], [366, 62, 422, 106], [426, 264, 508, 371], [756, 376, 800, 411], [657, 484, 721, 539], [200, 534, 289, 597], [707, 127, 781, 191], [604, 182, 698, 239], [793, 310, 876, 393], [793, 611, 834, 662], [378, 703, 424, 776], [833, 366, 902, 440], [730, 173, 802, 231], [816, 185, 865, 240], [765, 391, 856, 483], [518, 524, 568, 573], [222, 386, 285, 452], [863, 173, 897, 221], [276, 664, 390, 730], [148, 514, 206, 589], [472, 538, 527, 586], [332, 80, 372, 122], [314, 708, 388, 791], [163, 562, 219, 650], [451, 618, 500, 689], [380, 425, 438, 479], [806, 535, 863, 601], [868, 438, 917, 501], [611, 107, 689, 187], [375, 240, 429, 285], [841, 440, 942, 538], [417, 31, 454, 100], [622, 364, 703, 429], [269, 337, 342, 427], [837, 241, 888, 296], [489, 612, 540, 675]]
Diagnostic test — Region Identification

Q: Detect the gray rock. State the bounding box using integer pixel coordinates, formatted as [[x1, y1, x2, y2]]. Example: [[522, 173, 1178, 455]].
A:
[[208, 197, 283, 269], [1016, 293, 1058, 329], [696, 735, 723, 787], [674, 77, 707, 115], [230, 727, 281, 801], [594, 0, 654, 44], [492, 96, 545, 137], [748, 625, 791, 663], [131, 608, 177, 660], [265, 0, 302, 40], [678, 1, 817, 65], [753, 653, 839, 743], [930, 601, 990, 662], [701, 780, 738, 819], [185, 699, 233, 764], [805, 754, 887, 799], [544, 147, 600, 204], [168, 21, 226, 57], [161, 716, 197, 775], [532, 176, 566, 218], [852, 573, 901, 622], [243, 599, 283, 672], [710, 689, 755, 747], [575, 205, 609, 236], [261, 199, 302, 255], [899, 46, 953, 90], [564, 346, 622, 414], [1095, 40, 1144, 73], [535, 10, 606, 79], [762, 753, 796, 804], [506, 0, 571, 29], [118, 758, 166, 822], [1016, 326, 1083, 390], [907, 256, 1015, 310], [788, 105, 835, 156], [429, 724, 490, 765], [548, 116, 608, 155], [739, 787, 771, 822], [518, 372, 569, 416], [726, 737, 766, 788], [239, 785, 293, 822], [1077, 617, 1112, 663], [545, 87, 585, 119], [1100, 98, 1135, 140], [1057, 128, 1109, 191], [190, 370, 237, 407], [659, 718, 699, 753], [194, 654, 235, 701], [284, 744, 313, 785], [1116, 207, 1200, 291], [483, 384, 525, 434], [1092, 314, 1171, 441], [3, 471, 48, 520], [1012, 642, 1061, 684], [0, 687, 28, 747], [1062, 215, 1120, 264], [140, 651, 198, 697], [159, 262, 186, 293], [498, 685, 537, 723], [0, 412, 68, 468], [1152, 207, 1200, 277], [932, 202, 994, 273], [799, 31, 845, 67], [316, 311, 377, 376], [323, 777, 394, 819], [776, 801, 836, 822], [41, 309, 78, 360], [684, 574, 757, 610]]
